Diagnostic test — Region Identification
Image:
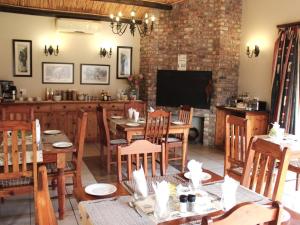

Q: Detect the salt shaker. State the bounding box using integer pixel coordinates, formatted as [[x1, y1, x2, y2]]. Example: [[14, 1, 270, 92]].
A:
[[179, 195, 188, 213], [188, 194, 196, 212]]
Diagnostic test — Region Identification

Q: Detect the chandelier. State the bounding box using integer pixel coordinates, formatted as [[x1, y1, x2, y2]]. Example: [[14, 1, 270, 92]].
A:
[[110, 11, 155, 37]]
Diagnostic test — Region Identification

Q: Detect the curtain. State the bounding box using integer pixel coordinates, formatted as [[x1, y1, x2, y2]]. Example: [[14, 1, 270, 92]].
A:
[[271, 27, 300, 135]]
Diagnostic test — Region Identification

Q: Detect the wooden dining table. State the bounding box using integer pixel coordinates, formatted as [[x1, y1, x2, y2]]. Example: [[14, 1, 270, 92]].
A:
[[255, 135, 300, 159], [77, 168, 299, 225], [110, 118, 191, 172], [78, 169, 223, 225], [41, 132, 76, 220]]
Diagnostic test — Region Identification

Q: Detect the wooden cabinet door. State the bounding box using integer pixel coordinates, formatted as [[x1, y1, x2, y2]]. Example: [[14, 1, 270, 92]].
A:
[[215, 108, 227, 146], [246, 113, 269, 137]]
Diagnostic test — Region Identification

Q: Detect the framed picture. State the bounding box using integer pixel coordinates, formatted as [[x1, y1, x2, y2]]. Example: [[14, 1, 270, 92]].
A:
[[42, 62, 74, 84], [80, 64, 110, 85], [117, 46, 132, 79], [13, 39, 32, 77]]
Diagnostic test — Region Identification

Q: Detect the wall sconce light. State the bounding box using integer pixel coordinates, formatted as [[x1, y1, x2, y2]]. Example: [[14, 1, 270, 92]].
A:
[[44, 45, 59, 56], [246, 45, 260, 58], [99, 47, 112, 58]]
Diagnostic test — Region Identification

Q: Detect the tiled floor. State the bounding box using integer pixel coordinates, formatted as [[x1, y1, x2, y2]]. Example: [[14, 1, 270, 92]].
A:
[[0, 142, 299, 224]]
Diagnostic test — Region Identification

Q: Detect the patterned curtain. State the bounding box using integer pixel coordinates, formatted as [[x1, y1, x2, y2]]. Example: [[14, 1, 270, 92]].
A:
[[271, 27, 300, 134]]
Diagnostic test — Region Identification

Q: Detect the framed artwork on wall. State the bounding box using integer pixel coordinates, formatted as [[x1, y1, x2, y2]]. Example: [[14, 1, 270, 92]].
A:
[[12, 39, 32, 77], [42, 62, 74, 84], [117, 46, 132, 79], [80, 64, 110, 85]]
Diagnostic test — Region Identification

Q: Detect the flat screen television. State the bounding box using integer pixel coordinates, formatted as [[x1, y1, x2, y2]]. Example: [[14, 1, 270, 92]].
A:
[[156, 70, 212, 109]]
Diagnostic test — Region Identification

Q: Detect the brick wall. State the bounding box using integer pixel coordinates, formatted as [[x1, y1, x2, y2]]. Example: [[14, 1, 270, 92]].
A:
[[140, 0, 242, 145]]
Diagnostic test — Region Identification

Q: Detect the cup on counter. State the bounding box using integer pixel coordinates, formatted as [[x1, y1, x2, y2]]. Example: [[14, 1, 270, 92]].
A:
[[53, 95, 62, 101], [18, 96, 24, 101], [27, 97, 33, 102], [36, 96, 42, 102]]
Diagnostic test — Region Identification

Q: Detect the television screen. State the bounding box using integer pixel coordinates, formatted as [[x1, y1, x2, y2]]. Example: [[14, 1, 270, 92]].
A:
[[156, 70, 212, 109]]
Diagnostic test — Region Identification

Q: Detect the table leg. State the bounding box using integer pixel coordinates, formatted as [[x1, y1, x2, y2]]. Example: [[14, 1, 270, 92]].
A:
[[182, 130, 189, 172], [57, 153, 66, 220]]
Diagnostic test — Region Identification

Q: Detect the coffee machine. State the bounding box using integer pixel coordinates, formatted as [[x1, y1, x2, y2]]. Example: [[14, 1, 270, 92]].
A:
[[0, 80, 17, 102]]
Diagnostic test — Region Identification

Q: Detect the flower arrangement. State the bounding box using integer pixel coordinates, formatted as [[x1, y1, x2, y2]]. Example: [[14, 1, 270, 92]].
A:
[[127, 73, 146, 100], [127, 73, 144, 89]]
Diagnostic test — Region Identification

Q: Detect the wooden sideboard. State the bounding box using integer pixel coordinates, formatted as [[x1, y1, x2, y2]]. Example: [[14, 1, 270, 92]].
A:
[[0, 100, 130, 142], [215, 106, 269, 148]]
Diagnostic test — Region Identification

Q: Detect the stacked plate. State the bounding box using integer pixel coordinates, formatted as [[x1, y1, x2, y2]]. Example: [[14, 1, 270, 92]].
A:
[[85, 183, 117, 196], [43, 130, 61, 135]]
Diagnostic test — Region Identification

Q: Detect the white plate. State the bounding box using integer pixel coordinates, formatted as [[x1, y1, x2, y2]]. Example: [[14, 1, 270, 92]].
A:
[[172, 121, 185, 125], [43, 130, 61, 135], [184, 171, 212, 181], [52, 142, 73, 148], [138, 119, 146, 123], [111, 115, 123, 119], [126, 122, 140, 127], [85, 183, 117, 196]]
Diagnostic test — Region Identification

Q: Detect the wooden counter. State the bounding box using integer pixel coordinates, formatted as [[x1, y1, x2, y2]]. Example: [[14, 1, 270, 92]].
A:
[[0, 100, 136, 142], [215, 106, 269, 148]]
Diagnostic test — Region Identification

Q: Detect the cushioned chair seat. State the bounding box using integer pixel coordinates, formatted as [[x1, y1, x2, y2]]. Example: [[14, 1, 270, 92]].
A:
[[290, 160, 300, 168], [46, 161, 75, 174], [229, 166, 243, 175], [0, 177, 33, 188], [110, 139, 127, 145], [131, 135, 145, 141]]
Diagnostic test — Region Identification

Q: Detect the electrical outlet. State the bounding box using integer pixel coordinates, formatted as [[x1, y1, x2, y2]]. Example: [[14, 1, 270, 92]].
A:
[[19, 88, 27, 96]]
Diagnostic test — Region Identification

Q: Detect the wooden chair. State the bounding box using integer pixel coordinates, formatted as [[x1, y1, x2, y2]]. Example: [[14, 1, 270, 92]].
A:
[[288, 161, 300, 191], [96, 105, 127, 173], [144, 109, 171, 144], [224, 115, 250, 182], [165, 105, 193, 170], [46, 109, 88, 190], [117, 140, 166, 182], [0, 120, 38, 198], [36, 165, 58, 225], [241, 137, 291, 201], [201, 201, 283, 225], [1, 105, 34, 121], [124, 100, 146, 118]]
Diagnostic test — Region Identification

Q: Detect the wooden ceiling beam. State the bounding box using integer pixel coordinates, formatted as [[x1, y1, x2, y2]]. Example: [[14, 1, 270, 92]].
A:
[[92, 0, 172, 10], [0, 4, 141, 23]]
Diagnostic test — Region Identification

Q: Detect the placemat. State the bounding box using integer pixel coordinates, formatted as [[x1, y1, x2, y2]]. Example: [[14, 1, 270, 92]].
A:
[[122, 174, 188, 195], [79, 196, 155, 225], [201, 182, 270, 205], [110, 118, 128, 134], [42, 133, 70, 144]]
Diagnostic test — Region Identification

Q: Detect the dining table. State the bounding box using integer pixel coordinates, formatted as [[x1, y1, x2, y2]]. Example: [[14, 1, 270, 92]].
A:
[[255, 134, 300, 159], [77, 166, 299, 225], [110, 117, 191, 172], [41, 131, 76, 220]]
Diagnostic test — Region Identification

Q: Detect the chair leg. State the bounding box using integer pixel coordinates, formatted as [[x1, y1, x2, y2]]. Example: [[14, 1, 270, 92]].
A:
[[107, 147, 111, 174], [51, 178, 57, 190], [165, 146, 169, 172], [296, 173, 300, 191]]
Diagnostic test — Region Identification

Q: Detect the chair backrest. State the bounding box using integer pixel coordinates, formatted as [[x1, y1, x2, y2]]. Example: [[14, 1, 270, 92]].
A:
[[117, 140, 165, 181], [1, 106, 34, 121], [36, 165, 58, 225], [124, 101, 146, 118], [225, 115, 250, 180], [72, 109, 88, 188], [178, 105, 193, 125], [0, 120, 37, 181], [241, 137, 291, 201], [174, 105, 193, 139], [201, 201, 282, 225], [144, 109, 171, 144], [96, 105, 110, 147]]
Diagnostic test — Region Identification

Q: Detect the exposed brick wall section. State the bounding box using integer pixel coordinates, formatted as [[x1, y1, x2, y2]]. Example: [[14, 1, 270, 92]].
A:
[[140, 0, 242, 145]]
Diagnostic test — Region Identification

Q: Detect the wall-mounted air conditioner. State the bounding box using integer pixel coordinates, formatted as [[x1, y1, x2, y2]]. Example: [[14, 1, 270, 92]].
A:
[[56, 18, 101, 34]]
